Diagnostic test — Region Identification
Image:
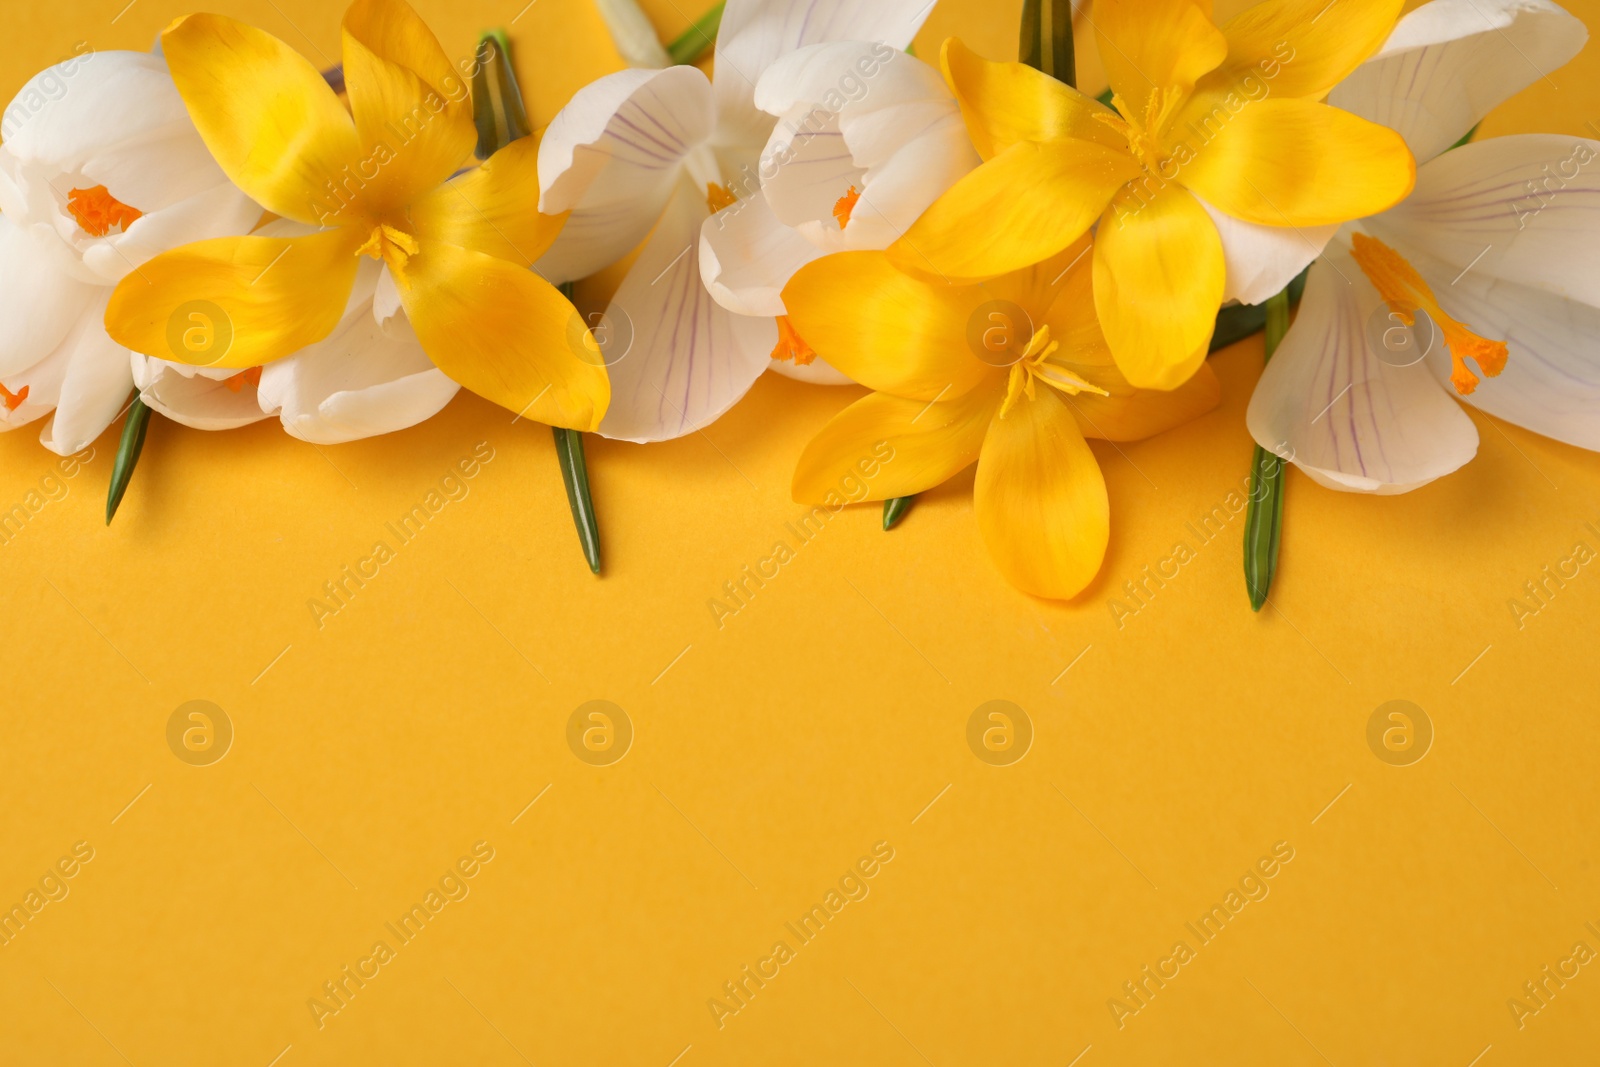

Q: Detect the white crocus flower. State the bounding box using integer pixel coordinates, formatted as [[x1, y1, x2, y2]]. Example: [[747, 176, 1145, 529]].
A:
[[536, 0, 936, 442], [0, 49, 259, 454], [136, 221, 458, 443], [699, 41, 982, 385], [1247, 0, 1597, 493]]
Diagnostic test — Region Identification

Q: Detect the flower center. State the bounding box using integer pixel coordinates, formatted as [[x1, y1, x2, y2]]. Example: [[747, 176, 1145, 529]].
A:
[[1093, 89, 1180, 176], [1349, 233, 1508, 396], [999, 324, 1107, 418], [67, 185, 143, 237], [356, 224, 421, 285], [0, 383, 29, 411], [770, 315, 816, 365], [706, 182, 737, 214], [834, 185, 861, 229], [223, 367, 263, 394]]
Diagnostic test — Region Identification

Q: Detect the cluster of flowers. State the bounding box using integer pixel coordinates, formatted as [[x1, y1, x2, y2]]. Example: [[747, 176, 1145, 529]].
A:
[[0, 0, 1594, 598]]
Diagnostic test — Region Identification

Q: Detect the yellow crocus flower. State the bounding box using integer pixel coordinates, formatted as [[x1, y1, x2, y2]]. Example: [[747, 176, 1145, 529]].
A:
[[890, 0, 1418, 392], [786, 236, 1220, 599], [104, 0, 608, 431]]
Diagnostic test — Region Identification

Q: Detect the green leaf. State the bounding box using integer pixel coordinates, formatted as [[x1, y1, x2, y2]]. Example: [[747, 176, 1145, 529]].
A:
[[1096, 86, 1113, 107], [1448, 123, 1480, 151], [668, 2, 725, 66], [1242, 288, 1292, 611], [553, 426, 602, 575], [882, 496, 915, 531], [472, 30, 531, 159], [106, 396, 152, 526], [1209, 268, 1308, 353], [1020, 0, 1076, 87]]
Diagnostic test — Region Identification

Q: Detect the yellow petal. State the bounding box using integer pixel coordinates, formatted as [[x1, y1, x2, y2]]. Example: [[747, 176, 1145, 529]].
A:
[[940, 38, 1124, 161], [104, 229, 364, 369], [1092, 182, 1222, 390], [1203, 0, 1402, 101], [792, 386, 1002, 504], [409, 137, 565, 267], [400, 240, 609, 429], [974, 390, 1108, 599], [161, 14, 359, 225], [1177, 96, 1415, 226], [890, 140, 1139, 283], [341, 0, 479, 215], [1069, 362, 1222, 441], [782, 251, 1000, 402], [1093, 0, 1227, 106]]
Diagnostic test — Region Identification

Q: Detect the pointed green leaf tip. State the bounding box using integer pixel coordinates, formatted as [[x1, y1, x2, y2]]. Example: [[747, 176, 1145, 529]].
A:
[[882, 496, 915, 531], [106, 397, 152, 525]]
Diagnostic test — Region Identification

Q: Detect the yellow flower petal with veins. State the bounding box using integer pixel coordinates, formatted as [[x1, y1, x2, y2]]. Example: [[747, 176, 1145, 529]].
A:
[[105, 229, 364, 369], [1093, 0, 1228, 105], [975, 389, 1109, 600], [106, 0, 605, 426], [1205, 0, 1402, 101], [940, 38, 1123, 161], [1092, 182, 1223, 391], [160, 13, 358, 225]]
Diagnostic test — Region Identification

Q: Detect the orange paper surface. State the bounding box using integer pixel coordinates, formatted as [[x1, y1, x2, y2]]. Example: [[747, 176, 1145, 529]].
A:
[[1, 0, 1598, 1063]]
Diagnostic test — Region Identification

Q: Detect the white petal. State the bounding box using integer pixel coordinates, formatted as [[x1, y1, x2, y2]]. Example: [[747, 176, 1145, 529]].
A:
[[713, 0, 935, 146], [257, 311, 457, 445], [0, 51, 191, 171], [373, 264, 403, 328], [0, 338, 72, 434], [1195, 194, 1337, 306], [599, 176, 776, 442], [761, 109, 863, 232], [535, 66, 712, 283], [84, 180, 260, 283], [1246, 240, 1478, 493], [0, 214, 98, 377], [1330, 0, 1587, 166], [700, 192, 822, 317], [134, 355, 271, 431], [1428, 260, 1600, 450], [1373, 135, 1600, 308], [37, 294, 134, 456]]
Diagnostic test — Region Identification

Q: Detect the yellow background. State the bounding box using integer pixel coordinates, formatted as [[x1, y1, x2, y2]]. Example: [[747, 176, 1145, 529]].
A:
[[2, 0, 1598, 1063]]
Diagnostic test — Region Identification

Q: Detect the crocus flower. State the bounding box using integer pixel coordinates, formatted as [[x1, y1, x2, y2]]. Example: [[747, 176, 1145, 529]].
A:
[[535, 0, 935, 441], [0, 48, 259, 454], [1247, 0, 1597, 492], [699, 41, 982, 386], [785, 237, 1221, 598], [104, 0, 607, 431], [135, 221, 458, 442], [891, 0, 1418, 391]]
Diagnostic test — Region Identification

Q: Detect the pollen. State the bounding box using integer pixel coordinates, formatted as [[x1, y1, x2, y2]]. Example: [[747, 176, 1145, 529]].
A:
[[0, 383, 29, 411], [770, 315, 816, 366], [223, 366, 263, 394], [833, 185, 861, 229], [357, 223, 421, 285], [706, 182, 738, 214], [999, 324, 1107, 418], [1350, 232, 1508, 396], [66, 185, 143, 238]]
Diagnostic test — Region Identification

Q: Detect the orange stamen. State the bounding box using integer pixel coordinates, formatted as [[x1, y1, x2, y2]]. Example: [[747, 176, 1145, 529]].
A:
[[223, 366, 263, 393], [833, 185, 861, 229], [1349, 232, 1508, 396], [706, 182, 737, 214], [0, 383, 29, 411], [66, 185, 143, 237], [770, 315, 816, 366]]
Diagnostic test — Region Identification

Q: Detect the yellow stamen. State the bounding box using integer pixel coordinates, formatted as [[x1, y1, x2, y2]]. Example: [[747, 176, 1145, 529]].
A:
[[833, 185, 861, 229], [0, 383, 29, 411], [998, 324, 1108, 418], [706, 182, 737, 214], [1093, 89, 1176, 175], [356, 224, 421, 287], [66, 185, 143, 237], [223, 366, 263, 394], [770, 315, 816, 366], [1349, 233, 1508, 396]]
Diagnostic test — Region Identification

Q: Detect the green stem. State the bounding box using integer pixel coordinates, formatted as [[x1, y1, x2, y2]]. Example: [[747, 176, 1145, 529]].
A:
[[106, 396, 152, 525], [882, 496, 915, 531], [1243, 289, 1292, 611], [668, 2, 725, 65], [1021, 0, 1076, 88], [472, 30, 531, 160], [553, 425, 602, 575]]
